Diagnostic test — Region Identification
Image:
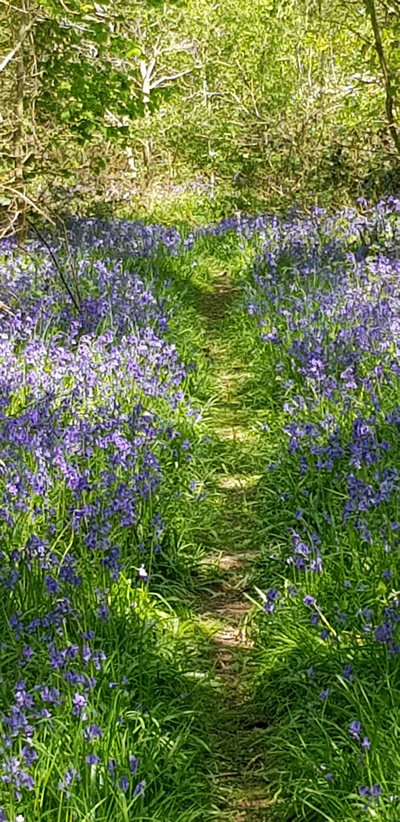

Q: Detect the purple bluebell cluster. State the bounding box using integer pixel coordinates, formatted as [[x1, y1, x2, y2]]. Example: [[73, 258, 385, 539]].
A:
[[0, 220, 189, 552], [63, 215, 183, 258], [181, 211, 272, 254], [247, 198, 400, 813], [0, 217, 197, 819]]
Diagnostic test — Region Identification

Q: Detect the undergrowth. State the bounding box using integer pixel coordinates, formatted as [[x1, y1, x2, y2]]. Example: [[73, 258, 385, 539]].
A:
[[3, 196, 400, 822]]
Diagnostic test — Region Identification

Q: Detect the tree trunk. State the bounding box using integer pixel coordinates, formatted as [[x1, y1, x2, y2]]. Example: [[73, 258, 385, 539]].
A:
[[13, 4, 28, 245], [365, 0, 400, 158], [139, 58, 154, 174]]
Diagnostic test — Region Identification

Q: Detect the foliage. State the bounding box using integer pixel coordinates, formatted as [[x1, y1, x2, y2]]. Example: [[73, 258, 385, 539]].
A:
[[120, 0, 400, 207], [36, 1, 143, 134], [3, 0, 400, 222]]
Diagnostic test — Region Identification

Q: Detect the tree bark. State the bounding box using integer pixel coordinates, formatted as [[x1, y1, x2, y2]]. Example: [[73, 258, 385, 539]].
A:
[[365, 0, 400, 158], [13, 3, 28, 245]]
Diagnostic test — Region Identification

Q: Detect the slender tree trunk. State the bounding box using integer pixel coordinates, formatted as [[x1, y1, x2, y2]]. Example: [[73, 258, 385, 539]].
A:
[[139, 58, 154, 174], [365, 0, 400, 158], [13, 4, 28, 245]]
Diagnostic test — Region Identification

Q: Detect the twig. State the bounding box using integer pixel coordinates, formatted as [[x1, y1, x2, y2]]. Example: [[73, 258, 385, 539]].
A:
[[53, 213, 82, 306], [26, 218, 81, 313], [4, 185, 55, 223]]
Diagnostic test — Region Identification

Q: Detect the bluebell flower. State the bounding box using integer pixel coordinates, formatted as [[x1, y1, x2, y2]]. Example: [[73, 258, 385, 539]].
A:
[[133, 779, 146, 798], [348, 720, 361, 740], [107, 759, 116, 776], [86, 754, 100, 766], [342, 664, 354, 682], [370, 785, 381, 797], [82, 723, 102, 741], [120, 775, 128, 792], [129, 755, 138, 774]]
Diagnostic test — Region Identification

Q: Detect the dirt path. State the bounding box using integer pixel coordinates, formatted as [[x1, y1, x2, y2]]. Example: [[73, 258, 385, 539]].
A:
[[191, 270, 273, 821]]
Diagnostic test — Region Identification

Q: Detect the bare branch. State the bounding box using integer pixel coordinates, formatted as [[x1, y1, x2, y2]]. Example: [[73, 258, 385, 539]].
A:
[[150, 69, 193, 89], [5, 185, 56, 223]]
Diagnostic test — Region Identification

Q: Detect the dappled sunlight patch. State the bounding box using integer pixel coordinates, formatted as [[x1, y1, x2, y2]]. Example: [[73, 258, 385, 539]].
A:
[[199, 552, 258, 571], [212, 626, 254, 650], [214, 426, 257, 443], [217, 474, 262, 490]]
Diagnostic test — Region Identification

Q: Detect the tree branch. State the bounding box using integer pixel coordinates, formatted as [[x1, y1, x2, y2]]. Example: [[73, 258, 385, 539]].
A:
[[150, 68, 193, 89]]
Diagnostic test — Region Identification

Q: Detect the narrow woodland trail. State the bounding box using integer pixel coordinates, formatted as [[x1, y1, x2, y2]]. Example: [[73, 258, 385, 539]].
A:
[[185, 265, 273, 821]]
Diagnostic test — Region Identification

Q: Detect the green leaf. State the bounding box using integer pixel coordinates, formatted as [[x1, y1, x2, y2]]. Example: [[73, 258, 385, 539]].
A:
[[93, 22, 109, 44], [126, 46, 142, 58]]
